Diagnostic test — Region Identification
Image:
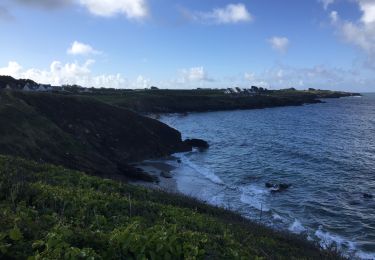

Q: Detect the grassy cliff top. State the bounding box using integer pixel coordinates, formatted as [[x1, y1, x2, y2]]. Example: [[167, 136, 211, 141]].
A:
[[90, 88, 358, 113], [0, 90, 189, 181], [0, 155, 343, 259]]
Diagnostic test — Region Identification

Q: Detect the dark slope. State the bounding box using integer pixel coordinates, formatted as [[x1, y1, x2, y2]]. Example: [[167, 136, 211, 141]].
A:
[[0, 75, 37, 90], [0, 90, 189, 180]]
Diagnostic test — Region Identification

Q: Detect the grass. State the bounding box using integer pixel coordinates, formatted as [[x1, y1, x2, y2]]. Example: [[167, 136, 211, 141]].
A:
[[89, 88, 356, 113], [0, 90, 188, 181], [0, 155, 344, 259]]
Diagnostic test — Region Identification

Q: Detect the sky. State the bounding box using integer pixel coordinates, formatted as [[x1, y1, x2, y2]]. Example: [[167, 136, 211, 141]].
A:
[[0, 0, 374, 91]]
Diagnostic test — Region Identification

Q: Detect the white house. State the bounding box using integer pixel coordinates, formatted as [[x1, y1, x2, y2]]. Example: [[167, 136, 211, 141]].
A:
[[37, 85, 47, 92], [23, 83, 33, 91]]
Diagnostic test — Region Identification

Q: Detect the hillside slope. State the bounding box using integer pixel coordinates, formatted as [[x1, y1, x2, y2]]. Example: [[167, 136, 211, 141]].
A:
[[0, 90, 189, 180], [0, 155, 343, 259]]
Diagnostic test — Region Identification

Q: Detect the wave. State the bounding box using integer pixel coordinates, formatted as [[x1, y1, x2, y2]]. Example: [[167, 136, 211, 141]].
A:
[[288, 219, 306, 234], [315, 226, 355, 251], [315, 226, 375, 260], [272, 212, 285, 222], [176, 154, 224, 184], [175, 153, 224, 184], [239, 185, 270, 212]]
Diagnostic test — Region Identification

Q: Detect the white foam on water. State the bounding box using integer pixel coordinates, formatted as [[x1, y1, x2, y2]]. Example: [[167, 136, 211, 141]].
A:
[[313, 226, 375, 259], [175, 153, 223, 184], [208, 193, 225, 207], [272, 213, 285, 222], [288, 219, 306, 234], [315, 226, 355, 251], [239, 185, 270, 212], [356, 251, 375, 260]]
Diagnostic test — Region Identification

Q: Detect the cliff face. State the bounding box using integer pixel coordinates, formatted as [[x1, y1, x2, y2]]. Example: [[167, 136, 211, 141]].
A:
[[0, 91, 189, 179]]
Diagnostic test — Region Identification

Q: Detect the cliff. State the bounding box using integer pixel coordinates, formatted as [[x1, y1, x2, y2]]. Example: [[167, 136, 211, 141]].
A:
[[0, 90, 190, 180]]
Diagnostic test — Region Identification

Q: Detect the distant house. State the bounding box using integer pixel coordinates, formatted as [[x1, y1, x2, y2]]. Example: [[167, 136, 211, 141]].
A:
[[78, 87, 92, 93], [5, 84, 11, 90], [229, 88, 237, 94], [36, 85, 47, 92], [23, 83, 33, 91]]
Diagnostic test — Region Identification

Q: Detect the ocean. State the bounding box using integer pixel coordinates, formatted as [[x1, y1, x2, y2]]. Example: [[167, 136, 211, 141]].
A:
[[158, 94, 375, 259]]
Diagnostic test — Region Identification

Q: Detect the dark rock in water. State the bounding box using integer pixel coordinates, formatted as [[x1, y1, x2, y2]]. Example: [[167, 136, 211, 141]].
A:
[[278, 183, 291, 190], [265, 182, 291, 192], [160, 171, 172, 178], [177, 159, 182, 164], [184, 139, 209, 149], [363, 193, 373, 199]]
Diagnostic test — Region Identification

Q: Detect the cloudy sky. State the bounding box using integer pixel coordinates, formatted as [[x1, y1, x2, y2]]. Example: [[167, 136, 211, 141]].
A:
[[0, 0, 374, 91]]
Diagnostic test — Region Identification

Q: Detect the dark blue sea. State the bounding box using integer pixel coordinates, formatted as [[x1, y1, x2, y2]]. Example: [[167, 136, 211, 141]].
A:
[[159, 94, 375, 259]]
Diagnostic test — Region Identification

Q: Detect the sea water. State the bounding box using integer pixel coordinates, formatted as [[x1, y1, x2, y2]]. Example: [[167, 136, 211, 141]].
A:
[[159, 94, 375, 259]]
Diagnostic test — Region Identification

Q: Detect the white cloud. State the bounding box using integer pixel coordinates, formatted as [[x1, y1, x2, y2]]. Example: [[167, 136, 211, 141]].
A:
[[67, 41, 100, 56], [319, 0, 335, 10], [171, 63, 372, 91], [0, 60, 149, 89], [0, 61, 22, 75], [180, 67, 211, 82], [330, 10, 339, 23], [243, 64, 368, 90], [329, 1, 375, 58], [13, 0, 148, 19], [360, 0, 375, 24], [79, 0, 148, 18], [244, 72, 255, 81], [268, 36, 290, 53], [193, 3, 252, 24]]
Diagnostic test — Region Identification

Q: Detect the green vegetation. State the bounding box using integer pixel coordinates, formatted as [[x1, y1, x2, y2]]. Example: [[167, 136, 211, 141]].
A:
[[90, 88, 358, 113], [0, 155, 343, 259], [0, 90, 189, 181], [0, 78, 356, 258]]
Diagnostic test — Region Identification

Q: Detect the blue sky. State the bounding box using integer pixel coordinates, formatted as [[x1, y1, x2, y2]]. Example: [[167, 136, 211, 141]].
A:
[[0, 0, 374, 91]]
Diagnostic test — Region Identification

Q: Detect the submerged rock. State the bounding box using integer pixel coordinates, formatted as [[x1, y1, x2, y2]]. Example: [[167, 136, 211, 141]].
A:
[[184, 139, 209, 149], [160, 171, 172, 178], [265, 182, 291, 192], [363, 193, 373, 199]]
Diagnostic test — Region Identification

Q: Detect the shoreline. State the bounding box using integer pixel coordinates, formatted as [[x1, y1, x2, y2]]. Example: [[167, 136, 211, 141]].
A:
[[131, 158, 180, 194], [131, 149, 375, 260]]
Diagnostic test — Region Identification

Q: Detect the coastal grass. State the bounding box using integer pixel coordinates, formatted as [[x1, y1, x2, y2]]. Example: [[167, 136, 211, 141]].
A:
[[0, 90, 187, 181], [0, 155, 344, 259], [90, 88, 355, 113]]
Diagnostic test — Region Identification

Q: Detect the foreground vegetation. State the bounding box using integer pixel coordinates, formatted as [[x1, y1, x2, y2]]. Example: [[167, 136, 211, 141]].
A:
[[0, 155, 343, 259]]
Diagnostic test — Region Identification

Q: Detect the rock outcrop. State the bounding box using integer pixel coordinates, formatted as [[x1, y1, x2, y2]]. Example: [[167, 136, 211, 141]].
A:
[[184, 139, 209, 149]]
